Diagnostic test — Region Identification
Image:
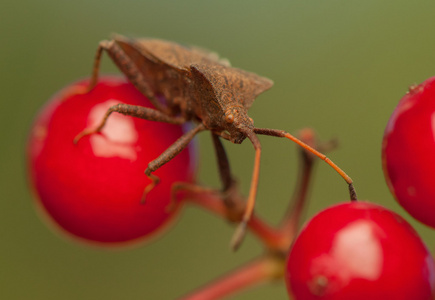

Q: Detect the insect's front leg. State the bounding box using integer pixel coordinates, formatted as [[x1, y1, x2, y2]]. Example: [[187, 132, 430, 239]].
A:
[[74, 104, 186, 144], [168, 133, 244, 222], [211, 130, 231, 141], [143, 123, 206, 199]]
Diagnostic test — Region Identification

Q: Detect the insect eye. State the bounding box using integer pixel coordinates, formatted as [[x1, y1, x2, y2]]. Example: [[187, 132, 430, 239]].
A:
[[225, 114, 234, 124]]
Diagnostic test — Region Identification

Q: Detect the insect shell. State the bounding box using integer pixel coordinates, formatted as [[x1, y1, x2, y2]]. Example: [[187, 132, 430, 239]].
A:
[[111, 35, 274, 144]]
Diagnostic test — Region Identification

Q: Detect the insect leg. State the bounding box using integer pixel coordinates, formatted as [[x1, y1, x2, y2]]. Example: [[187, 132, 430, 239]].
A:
[[86, 40, 170, 113], [211, 133, 237, 192], [167, 134, 243, 222], [86, 41, 107, 92], [143, 123, 206, 198], [74, 104, 185, 144], [254, 127, 357, 201]]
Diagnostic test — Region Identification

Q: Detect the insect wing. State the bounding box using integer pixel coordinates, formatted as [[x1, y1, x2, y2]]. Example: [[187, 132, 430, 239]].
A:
[[190, 64, 273, 109]]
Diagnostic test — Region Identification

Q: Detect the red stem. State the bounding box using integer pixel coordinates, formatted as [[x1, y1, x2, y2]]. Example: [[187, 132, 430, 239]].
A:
[[185, 191, 284, 249], [248, 216, 289, 249], [279, 144, 314, 237], [178, 256, 282, 300]]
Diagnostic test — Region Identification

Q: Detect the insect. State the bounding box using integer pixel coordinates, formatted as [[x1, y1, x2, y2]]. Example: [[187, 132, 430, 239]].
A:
[[74, 34, 357, 248]]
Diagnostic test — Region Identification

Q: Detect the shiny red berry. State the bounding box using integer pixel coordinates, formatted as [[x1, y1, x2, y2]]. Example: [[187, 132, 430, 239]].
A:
[[285, 201, 435, 300], [382, 77, 435, 228], [27, 76, 196, 246]]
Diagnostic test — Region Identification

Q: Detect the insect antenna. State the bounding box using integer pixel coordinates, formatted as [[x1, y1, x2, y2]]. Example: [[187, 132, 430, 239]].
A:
[[230, 131, 261, 250], [254, 127, 357, 201]]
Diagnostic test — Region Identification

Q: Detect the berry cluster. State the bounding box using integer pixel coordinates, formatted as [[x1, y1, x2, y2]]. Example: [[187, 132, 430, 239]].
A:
[[27, 75, 435, 299]]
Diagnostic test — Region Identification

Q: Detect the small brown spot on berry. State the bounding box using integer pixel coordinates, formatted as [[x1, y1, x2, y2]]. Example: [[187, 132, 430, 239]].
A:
[[308, 275, 329, 296]]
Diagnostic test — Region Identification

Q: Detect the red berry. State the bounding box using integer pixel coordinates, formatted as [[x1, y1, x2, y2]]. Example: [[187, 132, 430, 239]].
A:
[[382, 77, 435, 228], [27, 76, 196, 246], [285, 201, 435, 300]]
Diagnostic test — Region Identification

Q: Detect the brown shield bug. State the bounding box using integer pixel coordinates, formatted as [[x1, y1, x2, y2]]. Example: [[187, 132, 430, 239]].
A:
[[74, 34, 357, 249]]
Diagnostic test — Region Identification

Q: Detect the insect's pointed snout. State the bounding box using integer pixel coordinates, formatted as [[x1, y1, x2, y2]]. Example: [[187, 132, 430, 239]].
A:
[[230, 131, 247, 144]]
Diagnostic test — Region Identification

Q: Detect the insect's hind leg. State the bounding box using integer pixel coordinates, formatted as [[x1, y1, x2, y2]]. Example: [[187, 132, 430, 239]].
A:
[[85, 39, 170, 113], [85, 40, 110, 93], [52, 41, 111, 98]]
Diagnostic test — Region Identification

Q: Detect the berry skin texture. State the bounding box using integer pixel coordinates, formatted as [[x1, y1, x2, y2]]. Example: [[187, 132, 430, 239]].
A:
[[27, 76, 196, 246], [382, 77, 435, 228], [285, 202, 435, 300]]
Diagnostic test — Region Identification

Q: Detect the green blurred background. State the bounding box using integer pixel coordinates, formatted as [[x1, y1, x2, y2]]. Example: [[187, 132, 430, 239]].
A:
[[2, 1, 435, 299]]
